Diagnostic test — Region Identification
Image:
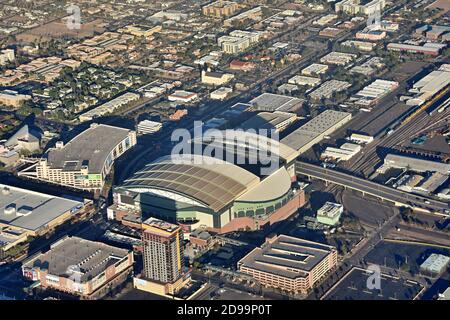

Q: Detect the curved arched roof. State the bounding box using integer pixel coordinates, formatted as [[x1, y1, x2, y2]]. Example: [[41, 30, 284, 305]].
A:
[[122, 154, 260, 212], [191, 129, 299, 164]]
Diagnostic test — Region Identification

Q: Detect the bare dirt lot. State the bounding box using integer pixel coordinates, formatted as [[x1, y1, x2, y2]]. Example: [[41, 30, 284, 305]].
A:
[[16, 19, 106, 43]]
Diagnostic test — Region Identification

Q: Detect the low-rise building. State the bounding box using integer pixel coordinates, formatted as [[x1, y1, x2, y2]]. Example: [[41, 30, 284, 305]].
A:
[[238, 234, 337, 294], [420, 254, 450, 274], [335, 0, 386, 15], [341, 40, 377, 52], [0, 90, 31, 108], [78, 92, 140, 122], [18, 124, 136, 192], [137, 120, 163, 135], [309, 80, 351, 100], [301, 63, 329, 76], [201, 71, 234, 86], [218, 30, 260, 54], [229, 60, 256, 72], [320, 52, 357, 66], [210, 87, 233, 100], [322, 142, 361, 162], [288, 75, 321, 87], [349, 133, 374, 144], [387, 42, 446, 57], [22, 236, 133, 299], [0, 184, 93, 255], [239, 111, 297, 132], [317, 202, 343, 226], [168, 90, 198, 103]]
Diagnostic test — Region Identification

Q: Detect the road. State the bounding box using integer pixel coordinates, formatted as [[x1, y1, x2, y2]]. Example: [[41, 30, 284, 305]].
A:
[[296, 161, 450, 214]]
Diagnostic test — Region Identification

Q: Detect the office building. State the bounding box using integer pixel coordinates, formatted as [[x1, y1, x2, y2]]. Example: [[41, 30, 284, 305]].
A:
[[282, 110, 352, 154]]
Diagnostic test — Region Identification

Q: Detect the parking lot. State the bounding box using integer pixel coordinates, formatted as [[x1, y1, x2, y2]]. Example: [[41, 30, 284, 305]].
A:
[[324, 267, 423, 300], [364, 240, 450, 275]]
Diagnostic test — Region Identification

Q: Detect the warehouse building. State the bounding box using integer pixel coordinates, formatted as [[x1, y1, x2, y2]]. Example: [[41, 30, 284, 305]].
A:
[[301, 64, 329, 76], [406, 65, 450, 106], [321, 143, 361, 162], [249, 93, 305, 113], [320, 52, 357, 66], [0, 184, 93, 255], [349, 79, 399, 108], [238, 234, 337, 294], [19, 124, 136, 192], [281, 110, 352, 154], [387, 42, 447, 57], [380, 154, 450, 175], [288, 75, 321, 87], [22, 236, 133, 299], [239, 111, 297, 133]]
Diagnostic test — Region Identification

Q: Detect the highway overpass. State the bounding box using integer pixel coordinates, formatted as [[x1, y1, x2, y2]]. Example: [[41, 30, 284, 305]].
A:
[[296, 161, 449, 215]]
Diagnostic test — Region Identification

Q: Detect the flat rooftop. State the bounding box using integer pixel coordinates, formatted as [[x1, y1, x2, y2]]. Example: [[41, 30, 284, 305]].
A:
[[46, 124, 133, 173], [239, 112, 296, 131], [24, 236, 130, 283], [281, 110, 351, 152], [0, 184, 84, 232], [249, 93, 304, 112], [143, 217, 180, 235], [239, 235, 335, 279]]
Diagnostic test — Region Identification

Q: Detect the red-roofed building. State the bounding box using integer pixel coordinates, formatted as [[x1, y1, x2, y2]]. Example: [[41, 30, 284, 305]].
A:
[[230, 60, 256, 72]]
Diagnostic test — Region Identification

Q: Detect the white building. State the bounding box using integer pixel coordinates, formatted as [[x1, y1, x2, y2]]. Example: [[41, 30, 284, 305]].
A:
[[0, 49, 14, 65], [137, 120, 163, 135]]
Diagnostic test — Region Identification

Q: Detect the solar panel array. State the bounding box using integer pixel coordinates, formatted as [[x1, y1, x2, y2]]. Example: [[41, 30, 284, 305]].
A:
[[123, 162, 248, 212]]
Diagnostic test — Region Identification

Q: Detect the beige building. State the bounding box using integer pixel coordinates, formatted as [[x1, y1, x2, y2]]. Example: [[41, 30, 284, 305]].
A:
[[0, 90, 31, 108], [202, 71, 234, 86], [202, 1, 239, 17], [22, 236, 133, 299], [238, 235, 337, 294], [218, 30, 260, 54]]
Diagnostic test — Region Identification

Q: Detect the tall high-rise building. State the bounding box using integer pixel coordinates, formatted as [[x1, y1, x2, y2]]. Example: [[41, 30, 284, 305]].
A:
[[142, 217, 184, 283]]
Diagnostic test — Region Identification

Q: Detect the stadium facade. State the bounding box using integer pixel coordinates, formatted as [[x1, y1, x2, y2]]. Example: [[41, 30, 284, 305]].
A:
[[109, 150, 305, 233]]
